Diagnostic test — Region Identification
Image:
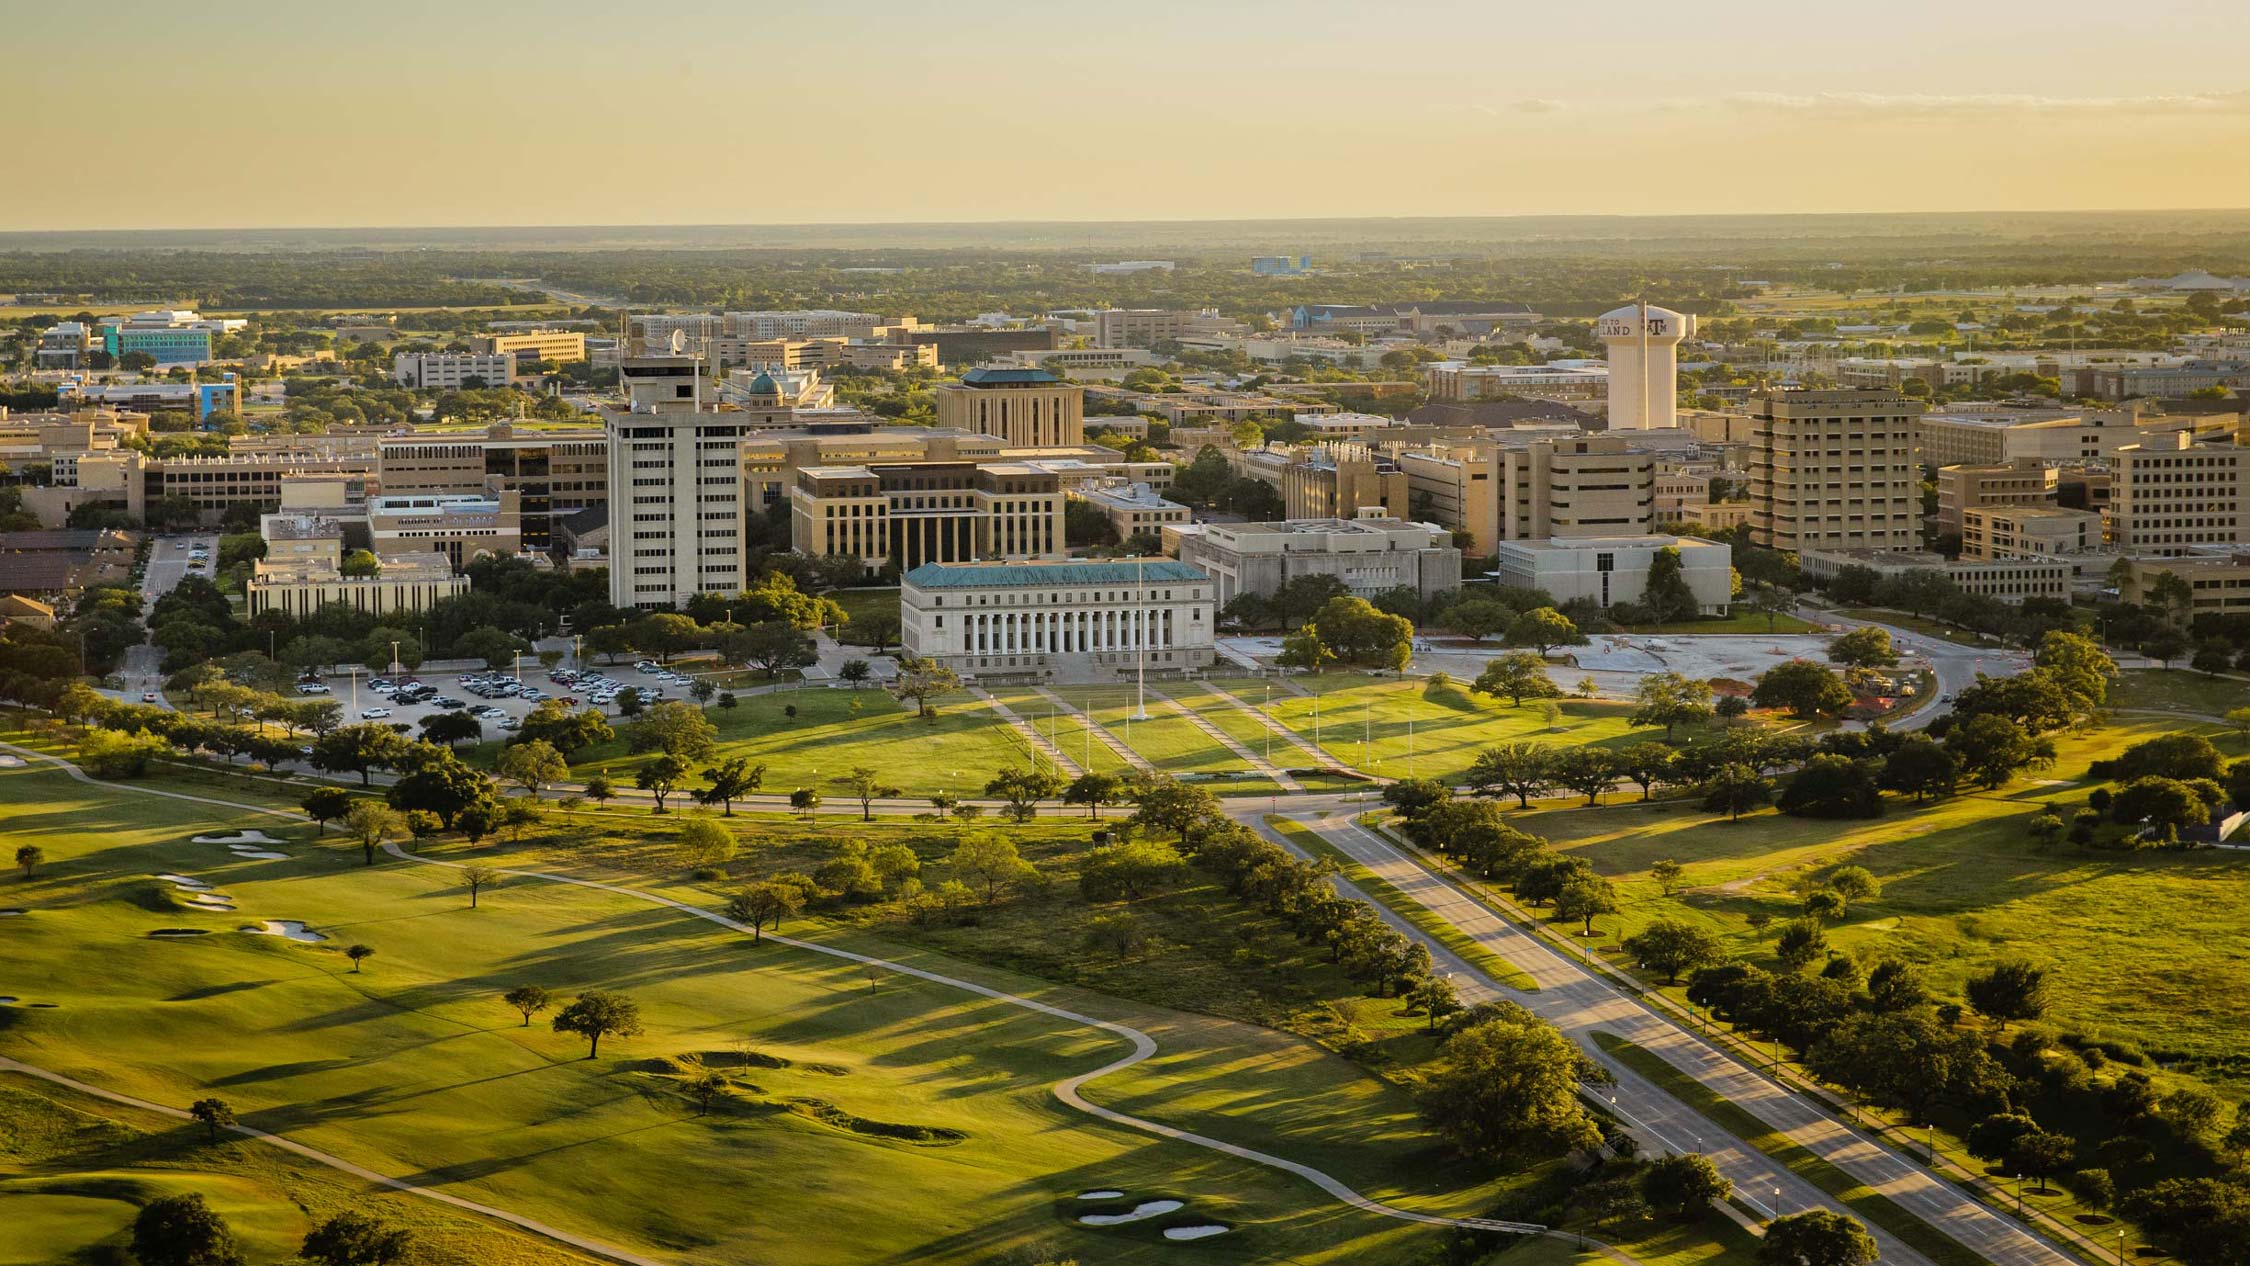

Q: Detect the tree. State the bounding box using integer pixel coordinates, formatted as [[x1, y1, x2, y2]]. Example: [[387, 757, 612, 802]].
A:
[[788, 787, 820, 817], [2140, 626, 2190, 668], [1465, 742, 1554, 808], [675, 815, 736, 868], [1474, 651, 1561, 706], [418, 710, 483, 750], [1828, 626, 1899, 669], [2034, 630, 2116, 709], [985, 767, 1063, 823], [1631, 671, 1714, 739], [735, 620, 816, 679], [1543, 748, 1614, 807], [313, 723, 407, 787], [1879, 736, 1959, 801], [341, 801, 403, 866], [503, 984, 552, 1027], [685, 1070, 731, 1117], [888, 655, 961, 718], [1419, 1010, 1603, 1159], [1757, 1211, 1877, 1266], [15, 843, 44, 878], [1753, 661, 1853, 718], [839, 659, 872, 688], [1623, 919, 1726, 983], [460, 863, 499, 909], [1555, 874, 1619, 936], [1968, 1111, 2041, 1165], [452, 625, 528, 671], [582, 774, 615, 805], [1443, 598, 1515, 643], [950, 831, 1036, 905], [1405, 975, 1463, 1032], [132, 1193, 245, 1266], [1778, 754, 1884, 819], [1650, 857, 1685, 895], [636, 754, 692, 813], [1701, 763, 1771, 821], [696, 757, 765, 816], [2111, 775, 2210, 842], [627, 701, 717, 761], [1826, 865, 1879, 906], [551, 990, 644, 1058], [1642, 1152, 1731, 1218], [344, 944, 375, 973], [386, 745, 494, 828], [1641, 546, 1702, 623], [1079, 840, 1190, 902], [1775, 918, 1826, 971], [723, 882, 805, 942], [497, 739, 567, 795], [188, 1096, 234, 1141], [1505, 607, 1586, 657], [1965, 960, 2049, 1028], [301, 787, 353, 835], [300, 1211, 413, 1266], [629, 612, 704, 662], [1616, 744, 1678, 802], [1276, 623, 1338, 674], [1064, 771, 1124, 818], [2012, 1130, 2076, 1191], [1946, 714, 2056, 790], [837, 765, 901, 821], [515, 700, 613, 756]]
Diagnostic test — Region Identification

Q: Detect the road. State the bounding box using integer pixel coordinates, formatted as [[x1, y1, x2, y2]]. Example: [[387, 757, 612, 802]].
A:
[[1240, 798, 2073, 1266]]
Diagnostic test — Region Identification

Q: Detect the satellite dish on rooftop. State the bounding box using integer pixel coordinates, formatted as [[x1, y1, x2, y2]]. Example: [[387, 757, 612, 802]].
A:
[[668, 329, 688, 355]]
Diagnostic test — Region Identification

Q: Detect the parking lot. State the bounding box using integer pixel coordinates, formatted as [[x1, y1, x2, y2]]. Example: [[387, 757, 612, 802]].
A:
[[309, 661, 711, 742]]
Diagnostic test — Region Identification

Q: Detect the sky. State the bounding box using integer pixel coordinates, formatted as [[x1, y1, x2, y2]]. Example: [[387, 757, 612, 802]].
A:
[[16, 0, 2250, 231]]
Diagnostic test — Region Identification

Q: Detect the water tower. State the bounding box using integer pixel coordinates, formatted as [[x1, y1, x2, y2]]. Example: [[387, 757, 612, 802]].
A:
[[1598, 302, 1696, 430]]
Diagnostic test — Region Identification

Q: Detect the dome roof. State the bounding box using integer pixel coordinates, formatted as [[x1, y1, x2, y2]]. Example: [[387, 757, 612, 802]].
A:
[[1599, 302, 1689, 323], [746, 370, 781, 396]]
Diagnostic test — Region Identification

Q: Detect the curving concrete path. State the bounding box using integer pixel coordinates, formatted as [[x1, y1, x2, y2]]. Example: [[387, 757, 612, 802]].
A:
[[0, 739, 1611, 1262]]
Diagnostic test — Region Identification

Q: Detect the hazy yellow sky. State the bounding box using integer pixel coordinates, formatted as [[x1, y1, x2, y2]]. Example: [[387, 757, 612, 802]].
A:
[[16, 0, 2250, 230]]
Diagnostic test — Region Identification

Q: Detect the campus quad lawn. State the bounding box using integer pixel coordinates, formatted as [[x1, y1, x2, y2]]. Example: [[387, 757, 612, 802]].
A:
[[0, 762, 1593, 1266], [1509, 714, 2250, 1090], [1223, 674, 1655, 782], [2106, 666, 2250, 717], [1071, 683, 1281, 793], [568, 687, 1037, 799], [984, 687, 1140, 781]]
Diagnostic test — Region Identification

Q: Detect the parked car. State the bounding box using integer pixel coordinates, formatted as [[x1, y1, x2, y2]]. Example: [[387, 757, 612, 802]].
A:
[[296, 683, 331, 695], [360, 707, 391, 719], [140, 691, 159, 703]]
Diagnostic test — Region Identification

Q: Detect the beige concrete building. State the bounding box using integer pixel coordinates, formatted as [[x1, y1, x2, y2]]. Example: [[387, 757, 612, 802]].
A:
[[1749, 389, 1922, 552], [1490, 535, 1734, 614], [1935, 458, 2059, 536], [2115, 551, 2250, 615], [367, 490, 522, 570], [1674, 502, 1755, 532], [1916, 406, 2234, 468], [392, 352, 515, 389], [1959, 506, 2105, 562], [1799, 547, 2069, 603], [1076, 482, 1190, 543], [1175, 516, 1462, 607], [1229, 443, 1410, 522], [934, 368, 1084, 447], [2105, 435, 2250, 554], [791, 461, 1065, 576], [472, 330, 587, 367], [899, 558, 1216, 683], [1093, 309, 1199, 348], [376, 425, 606, 549], [1501, 435, 1657, 542], [245, 513, 468, 619], [604, 356, 753, 610]]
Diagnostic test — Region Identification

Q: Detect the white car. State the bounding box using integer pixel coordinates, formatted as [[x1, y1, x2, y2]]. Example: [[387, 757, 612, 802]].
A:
[[296, 682, 331, 695], [360, 707, 391, 719]]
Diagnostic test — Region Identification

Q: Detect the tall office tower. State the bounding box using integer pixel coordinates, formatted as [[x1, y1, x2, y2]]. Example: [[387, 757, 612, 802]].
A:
[[1749, 389, 1923, 552], [1598, 302, 1696, 430], [604, 356, 749, 610], [934, 367, 1085, 446]]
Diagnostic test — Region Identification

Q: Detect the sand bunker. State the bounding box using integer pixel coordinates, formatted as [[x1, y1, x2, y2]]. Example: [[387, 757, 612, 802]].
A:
[[1077, 1190, 1125, 1200], [0, 754, 24, 767], [195, 830, 283, 845], [228, 847, 289, 860], [184, 893, 236, 911], [0, 908, 25, 917], [1164, 1226, 1230, 1241], [1079, 1200, 1183, 1226], [241, 920, 324, 943], [155, 873, 211, 891]]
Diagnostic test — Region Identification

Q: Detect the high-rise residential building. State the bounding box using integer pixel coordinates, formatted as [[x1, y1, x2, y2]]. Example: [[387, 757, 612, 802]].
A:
[[1598, 302, 1696, 430], [934, 368, 1084, 447], [1092, 309, 1195, 348], [603, 356, 750, 610], [1749, 389, 1923, 552], [2106, 435, 2250, 554], [789, 461, 1066, 576]]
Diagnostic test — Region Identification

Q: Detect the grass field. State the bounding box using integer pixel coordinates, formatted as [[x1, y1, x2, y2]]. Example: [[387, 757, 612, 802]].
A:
[[1270, 819, 1539, 992], [1224, 674, 1662, 782], [1618, 612, 1817, 637], [0, 760, 1760, 1265], [1512, 698, 2250, 1092]]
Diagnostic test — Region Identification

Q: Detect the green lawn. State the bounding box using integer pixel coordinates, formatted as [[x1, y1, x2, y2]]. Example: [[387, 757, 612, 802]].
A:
[[0, 762, 1546, 1265], [1519, 713, 2250, 1091], [1222, 674, 1658, 782], [1618, 611, 1816, 636], [568, 687, 1037, 799], [1834, 609, 2005, 647], [2107, 666, 2250, 718]]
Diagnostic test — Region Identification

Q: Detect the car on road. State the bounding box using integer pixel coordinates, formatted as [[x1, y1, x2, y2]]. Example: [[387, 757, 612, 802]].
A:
[[635, 661, 661, 673], [361, 707, 391, 719], [140, 691, 159, 703]]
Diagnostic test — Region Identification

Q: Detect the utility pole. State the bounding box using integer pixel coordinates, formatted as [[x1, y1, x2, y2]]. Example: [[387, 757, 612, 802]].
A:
[[1130, 553, 1149, 721]]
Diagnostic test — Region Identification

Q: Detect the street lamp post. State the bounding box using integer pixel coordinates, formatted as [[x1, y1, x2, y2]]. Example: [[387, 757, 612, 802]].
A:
[[1130, 554, 1150, 722]]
